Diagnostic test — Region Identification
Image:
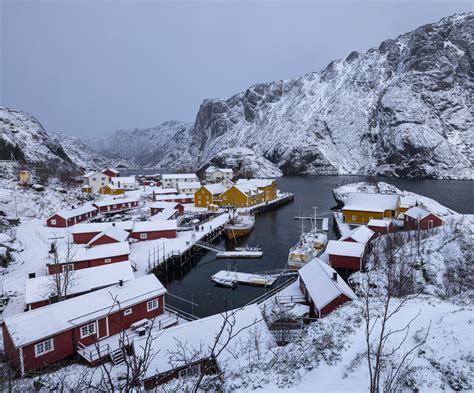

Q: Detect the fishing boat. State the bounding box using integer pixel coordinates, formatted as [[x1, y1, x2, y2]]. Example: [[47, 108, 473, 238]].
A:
[[211, 276, 238, 288], [223, 211, 255, 239], [287, 208, 328, 270]]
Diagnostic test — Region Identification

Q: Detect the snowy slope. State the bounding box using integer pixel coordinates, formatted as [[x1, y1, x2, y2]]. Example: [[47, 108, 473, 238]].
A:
[[149, 13, 472, 179]]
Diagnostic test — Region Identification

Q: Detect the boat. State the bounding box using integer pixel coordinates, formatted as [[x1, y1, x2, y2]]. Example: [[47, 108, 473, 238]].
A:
[[223, 211, 255, 239], [211, 276, 238, 288], [287, 208, 328, 270]]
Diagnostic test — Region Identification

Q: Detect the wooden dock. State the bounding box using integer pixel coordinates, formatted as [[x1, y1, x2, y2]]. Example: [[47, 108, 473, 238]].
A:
[[212, 270, 278, 287], [249, 193, 294, 214]]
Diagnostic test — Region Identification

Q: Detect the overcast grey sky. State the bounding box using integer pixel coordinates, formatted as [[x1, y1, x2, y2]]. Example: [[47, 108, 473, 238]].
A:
[[1, 0, 472, 137]]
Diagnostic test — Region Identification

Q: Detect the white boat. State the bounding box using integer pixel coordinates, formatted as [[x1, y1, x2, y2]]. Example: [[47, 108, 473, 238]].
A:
[[211, 276, 238, 288], [224, 211, 255, 239]]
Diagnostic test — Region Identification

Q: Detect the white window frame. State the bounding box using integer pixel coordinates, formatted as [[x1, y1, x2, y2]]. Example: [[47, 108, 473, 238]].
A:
[[178, 363, 201, 379], [104, 258, 112, 263], [124, 308, 132, 316], [352, 215, 357, 221], [80, 322, 96, 339], [428, 220, 433, 229], [140, 233, 148, 239], [147, 298, 159, 312], [50, 219, 57, 225], [35, 338, 54, 357], [63, 263, 74, 272]]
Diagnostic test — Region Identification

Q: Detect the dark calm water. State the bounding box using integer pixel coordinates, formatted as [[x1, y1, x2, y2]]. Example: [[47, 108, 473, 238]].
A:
[[150, 176, 473, 317]]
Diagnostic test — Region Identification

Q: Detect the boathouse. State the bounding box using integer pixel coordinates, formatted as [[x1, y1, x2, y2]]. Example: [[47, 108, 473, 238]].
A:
[[46, 205, 98, 228], [46, 242, 131, 274], [92, 197, 139, 214], [404, 207, 443, 231], [194, 184, 227, 208], [367, 219, 396, 235], [325, 240, 366, 270], [137, 304, 273, 389], [342, 193, 400, 225], [25, 262, 135, 310], [299, 258, 357, 318], [71, 221, 134, 244], [130, 221, 177, 241], [3, 275, 166, 376], [87, 225, 130, 247]]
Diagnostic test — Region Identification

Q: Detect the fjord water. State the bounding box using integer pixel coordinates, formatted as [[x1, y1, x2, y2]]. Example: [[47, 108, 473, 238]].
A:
[[161, 176, 473, 317]]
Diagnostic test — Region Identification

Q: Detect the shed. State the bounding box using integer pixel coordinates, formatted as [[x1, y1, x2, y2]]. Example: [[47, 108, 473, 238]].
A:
[[130, 220, 177, 241], [87, 225, 130, 247], [46, 205, 98, 228], [404, 207, 443, 231], [341, 226, 375, 244], [325, 240, 366, 270]]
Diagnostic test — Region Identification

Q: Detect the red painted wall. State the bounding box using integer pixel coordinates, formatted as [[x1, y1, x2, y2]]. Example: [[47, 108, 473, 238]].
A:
[[73, 232, 100, 244], [320, 294, 351, 317], [404, 213, 443, 231], [47, 254, 129, 275], [47, 211, 97, 228], [329, 254, 363, 270], [130, 230, 177, 241], [2, 325, 21, 372], [102, 169, 119, 177], [88, 235, 121, 247], [94, 202, 139, 213]]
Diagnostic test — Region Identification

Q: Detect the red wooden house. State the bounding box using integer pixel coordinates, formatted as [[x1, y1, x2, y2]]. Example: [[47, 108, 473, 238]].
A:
[[3, 275, 166, 376], [25, 262, 135, 310], [404, 207, 443, 231], [102, 168, 119, 177], [150, 202, 184, 216], [367, 219, 396, 236], [71, 222, 134, 244], [87, 225, 130, 247], [130, 221, 177, 241], [155, 194, 194, 204], [93, 198, 139, 214], [46, 242, 130, 274], [341, 226, 375, 245], [46, 205, 98, 228], [299, 258, 357, 318], [325, 240, 366, 270]]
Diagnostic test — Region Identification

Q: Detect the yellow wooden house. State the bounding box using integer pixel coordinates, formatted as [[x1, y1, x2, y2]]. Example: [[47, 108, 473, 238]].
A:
[[235, 179, 277, 202], [194, 184, 227, 207], [342, 193, 400, 225], [219, 185, 265, 208], [99, 184, 125, 196]]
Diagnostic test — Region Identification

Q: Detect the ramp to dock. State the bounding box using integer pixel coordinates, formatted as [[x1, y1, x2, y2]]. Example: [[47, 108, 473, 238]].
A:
[[212, 270, 278, 287]]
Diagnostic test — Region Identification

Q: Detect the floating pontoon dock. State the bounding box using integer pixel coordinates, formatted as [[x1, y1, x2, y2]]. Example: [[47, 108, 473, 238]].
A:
[[211, 270, 278, 287], [215, 250, 263, 258]]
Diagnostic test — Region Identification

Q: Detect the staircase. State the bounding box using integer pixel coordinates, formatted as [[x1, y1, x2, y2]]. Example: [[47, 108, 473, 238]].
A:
[[111, 348, 126, 365]]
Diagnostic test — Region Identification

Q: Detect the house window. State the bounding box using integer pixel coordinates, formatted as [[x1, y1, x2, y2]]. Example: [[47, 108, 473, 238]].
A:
[[352, 215, 357, 221], [223, 196, 227, 200], [63, 264, 74, 272], [147, 298, 159, 311], [178, 363, 201, 379], [428, 220, 433, 229], [80, 322, 96, 338], [140, 233, 148, 239], [50, 219, 57, 225], [124, 308, 132, 316], [113, 205, 117, 208], [92, 177, 97, 181], [104, 258, 112, 263], [35, 338, 54, 357]]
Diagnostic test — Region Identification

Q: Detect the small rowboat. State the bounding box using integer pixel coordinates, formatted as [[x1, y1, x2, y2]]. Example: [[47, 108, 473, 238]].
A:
[[211, 276, 238, 288]]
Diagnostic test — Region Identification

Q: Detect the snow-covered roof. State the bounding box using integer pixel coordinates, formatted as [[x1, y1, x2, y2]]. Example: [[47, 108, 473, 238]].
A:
[[154, 188, 178, 194], [341, 226, 374, 244], [205, 166, 233, 174], [161, 173, 198, 180], [70, 242, 130, 262], [150, 202, 182, 209], [368, 219, 392, 227], [400, 196, 416, 208], [103, 168, 119, 174], [93, 197, 139, 207], [71, 221, 135, 234], [87, 226, 130, 245], [177, 181, 201, 188], [404, 206, 432, 220], [325, 240, 365, 258], [25, 262, 135, 305], [202, 183, 227, 195], [50, 204, 97, 220], [150, 207, 178, 221], [5, 275, 165, 347], [235, 178, 275, 188], [138, 304, 273, 378], [299, 258, 357, 310], [83, 171, 99, 178], [155, 194, 193, 201], [132, 220, 177, 233], [110, 176, 136, 184], [343, 193, 400, 213]]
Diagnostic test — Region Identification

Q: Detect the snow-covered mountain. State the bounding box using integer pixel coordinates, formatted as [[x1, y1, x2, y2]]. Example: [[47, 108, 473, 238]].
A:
[[0, 107, 76, 170], [86, 121, 193, 168], [91, 13, 473, 179]]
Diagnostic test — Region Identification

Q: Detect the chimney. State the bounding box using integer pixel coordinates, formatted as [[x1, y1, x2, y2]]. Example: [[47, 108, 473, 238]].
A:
[[332, 272, 337, 282], [28, 272, 36, 279], [119, 279, 123, 287]]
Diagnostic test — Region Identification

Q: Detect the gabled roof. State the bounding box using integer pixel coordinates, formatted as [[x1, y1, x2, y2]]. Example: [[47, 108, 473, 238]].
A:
[[400, 196, 416, 208], [368, 219, 392, 227], [404, 206, 433, 220], [103, 168, 119, 174], [49, 204, 97, 220], [155, 194, 193, 201], [149, 207, 178, 221], [325, 240, 365, 258], [132, 220, 177, 233], [93, 197, 139, 207], [150, 202, 182, 209], [343, 193, 400, 213], [71, 221, 135, 234], [299, 258, 357, 310], [69, 242, 130, 262], [87, 225, 130, 245], [110, 176, 136, 184], [205, 166, 233, 174], [153, 188, 178, 194], [137, 304, 273, 378], [341, 226, 374, 244], [201, 183, 227, 195], [161, 173, 198, 180], [235, 178, 275, 188], [5, 275, 165, 347], [25, 262, 135, 305], [83, 171, 99, 178]]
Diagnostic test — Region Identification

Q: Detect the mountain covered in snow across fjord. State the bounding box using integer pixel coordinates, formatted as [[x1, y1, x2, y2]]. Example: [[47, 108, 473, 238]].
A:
[[86, 13, 473, 179]]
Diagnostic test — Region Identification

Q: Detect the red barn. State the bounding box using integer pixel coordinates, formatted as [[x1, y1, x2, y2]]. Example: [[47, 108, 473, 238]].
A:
[[25, 262, 135, 310], [87, 226, 130, 247], [71, 222, 134, 244], [299, 258, 357, 318], [150, 202, 184, 216], [368, 219, 396, 236], [102, 168, 119, 177], [3, 275, 166, 376], [130, 221, 177, 241], [46, 205, 97, 228], [404, 207, 443, 231], [326, 240, 366, 270], [46, 242, 130, 275], [93, 198, 139, 214], [341, 226, 375, 245]]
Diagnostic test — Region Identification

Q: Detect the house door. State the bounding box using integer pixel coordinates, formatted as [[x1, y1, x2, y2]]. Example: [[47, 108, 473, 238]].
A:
[[428, 220, 433, 229]]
